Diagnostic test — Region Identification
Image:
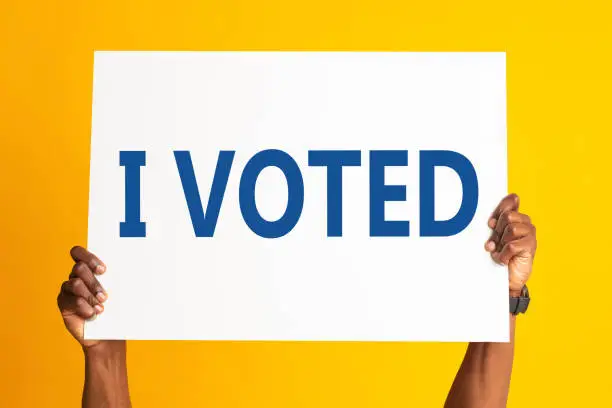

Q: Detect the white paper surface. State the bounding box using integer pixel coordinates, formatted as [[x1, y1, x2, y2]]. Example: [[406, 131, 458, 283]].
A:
[[86, 51, 508, 341]]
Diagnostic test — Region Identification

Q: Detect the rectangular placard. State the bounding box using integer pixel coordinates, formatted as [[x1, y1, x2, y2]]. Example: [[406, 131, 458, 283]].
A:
[[86, 51, 508, 341]]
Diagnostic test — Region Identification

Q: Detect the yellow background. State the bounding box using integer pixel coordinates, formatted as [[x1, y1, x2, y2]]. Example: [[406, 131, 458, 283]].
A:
[[1, 1, 611, 407]]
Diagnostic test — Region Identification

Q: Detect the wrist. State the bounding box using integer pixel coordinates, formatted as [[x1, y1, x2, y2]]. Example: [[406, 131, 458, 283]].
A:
[[83, 340, 126, 360], [509, 289, 522, 297], [509, 284, 526, 298]]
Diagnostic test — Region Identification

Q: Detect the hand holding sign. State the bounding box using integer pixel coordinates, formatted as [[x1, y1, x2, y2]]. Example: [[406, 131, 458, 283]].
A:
[[485, 194, 537, 296], [57, 247, 107, 348]]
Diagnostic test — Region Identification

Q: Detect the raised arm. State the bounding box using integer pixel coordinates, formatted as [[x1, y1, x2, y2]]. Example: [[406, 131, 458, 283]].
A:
[[57, 246, 132, 408], [445, 194, 537, 408]]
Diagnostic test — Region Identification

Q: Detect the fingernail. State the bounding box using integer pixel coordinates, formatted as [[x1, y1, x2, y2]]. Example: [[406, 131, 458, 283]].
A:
[[94, 304, 104, 314], [88, 313, 97, 321], [488, 218, 497, 228], [95, 265, 106, 274], [96, 292, 107, 302]]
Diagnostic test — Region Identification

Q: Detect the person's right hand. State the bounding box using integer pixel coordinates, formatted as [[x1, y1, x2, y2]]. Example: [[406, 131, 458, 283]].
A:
[[57, 246, 108, 349]]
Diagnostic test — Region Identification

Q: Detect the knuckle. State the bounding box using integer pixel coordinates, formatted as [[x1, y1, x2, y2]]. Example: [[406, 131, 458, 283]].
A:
[[509, 224, 519, 235], [75, 297, 88, 309], [72, 278, 84, 291], [501, 211, 511, 223], [72, 261, 88, 277]]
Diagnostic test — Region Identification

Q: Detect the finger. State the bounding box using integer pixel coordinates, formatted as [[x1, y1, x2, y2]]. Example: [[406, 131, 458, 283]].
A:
[[491, 237, 535, 265], [69, 262, 107, 303], [70, 246, 106, 275], [489, 194, 520, 226], [57, 293, 97, 319], [493, 211, 531, 242], [500, 222, 533, 246], [61, 278, 103, 312], [485, 240, 496, 252], [489, 210, 531, 249]]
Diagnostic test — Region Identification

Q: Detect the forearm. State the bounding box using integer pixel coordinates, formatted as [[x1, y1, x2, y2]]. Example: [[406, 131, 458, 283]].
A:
[[444, 315, 516, 408], [83, 341, 131, 408]]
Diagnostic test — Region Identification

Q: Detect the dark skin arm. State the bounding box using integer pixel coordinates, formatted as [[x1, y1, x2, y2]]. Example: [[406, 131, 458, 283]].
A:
[[57, 246, 131, 408], [445, 194, 537, 408], [445, 316, 517, 408]]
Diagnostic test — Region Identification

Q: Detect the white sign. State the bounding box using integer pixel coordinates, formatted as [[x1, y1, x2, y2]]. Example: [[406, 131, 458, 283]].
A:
[[86, 51, 508, 341]]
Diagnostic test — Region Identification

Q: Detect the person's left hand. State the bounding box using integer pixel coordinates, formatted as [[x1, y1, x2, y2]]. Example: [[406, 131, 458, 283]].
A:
[[485, 194, 537, 296]]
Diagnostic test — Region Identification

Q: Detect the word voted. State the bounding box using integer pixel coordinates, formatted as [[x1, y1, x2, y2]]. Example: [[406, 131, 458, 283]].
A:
[[119, 149, 479, 239]]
